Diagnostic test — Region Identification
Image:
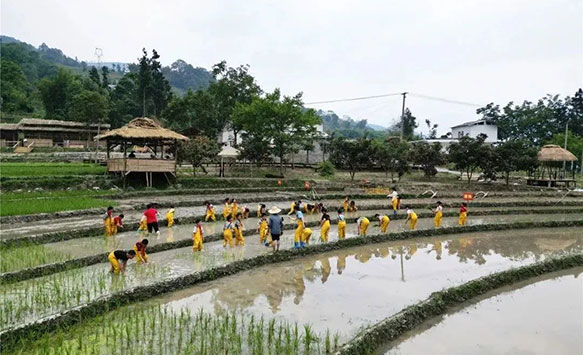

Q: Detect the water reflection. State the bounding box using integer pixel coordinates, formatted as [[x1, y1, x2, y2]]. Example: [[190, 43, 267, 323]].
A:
[[165, 228, 583, 314]]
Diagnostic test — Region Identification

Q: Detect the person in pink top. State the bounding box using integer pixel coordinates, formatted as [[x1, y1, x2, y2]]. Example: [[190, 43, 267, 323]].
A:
[[144, 204, 160, 235]]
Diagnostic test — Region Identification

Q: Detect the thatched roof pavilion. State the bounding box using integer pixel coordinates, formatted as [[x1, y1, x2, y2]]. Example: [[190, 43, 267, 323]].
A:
[[537, 144, 577, 162], [528, 144, 577, 188], [95, 117, 188, 187]]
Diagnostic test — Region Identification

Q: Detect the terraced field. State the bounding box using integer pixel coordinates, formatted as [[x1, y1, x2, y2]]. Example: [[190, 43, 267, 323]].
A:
[[1, 188, 582, 354]]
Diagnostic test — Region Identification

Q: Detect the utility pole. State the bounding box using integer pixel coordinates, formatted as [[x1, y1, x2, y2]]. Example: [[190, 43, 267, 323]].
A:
[[400, 92, 407, 142]]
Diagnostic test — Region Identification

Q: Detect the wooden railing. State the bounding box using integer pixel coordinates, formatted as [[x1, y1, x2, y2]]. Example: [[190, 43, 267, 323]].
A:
[[107, 158, 176, 173]]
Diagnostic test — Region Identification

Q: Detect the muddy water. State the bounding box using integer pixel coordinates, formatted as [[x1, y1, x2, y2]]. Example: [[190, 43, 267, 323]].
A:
[[382, 268, 583, 355], [3, 194, 581, 238], [31, 210, 583, 263], [135, 227, 583, 342], [3, 215, 582, 328]]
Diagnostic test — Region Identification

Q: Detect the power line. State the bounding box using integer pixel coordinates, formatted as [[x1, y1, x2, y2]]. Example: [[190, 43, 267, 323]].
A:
[[408, 93, 484, 107], [304, 92, 402, 105]]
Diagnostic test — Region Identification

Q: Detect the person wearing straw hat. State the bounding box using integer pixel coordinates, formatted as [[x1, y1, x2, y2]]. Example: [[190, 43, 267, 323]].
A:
[[268, 206, 284, 252]]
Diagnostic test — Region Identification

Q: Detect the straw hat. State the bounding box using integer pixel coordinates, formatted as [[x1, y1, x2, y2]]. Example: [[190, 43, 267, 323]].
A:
[[268, 206, 281, 214]]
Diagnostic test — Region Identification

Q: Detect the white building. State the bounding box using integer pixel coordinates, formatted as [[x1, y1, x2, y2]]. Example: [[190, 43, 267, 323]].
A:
[[411, 119, 499, 151], [451, 119, 498, 142]]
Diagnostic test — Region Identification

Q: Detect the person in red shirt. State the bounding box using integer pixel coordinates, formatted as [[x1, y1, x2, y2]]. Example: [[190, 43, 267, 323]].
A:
[[112, 214, 124, 235], [459, 202, 468, 226], [144, 204, 160, 234]]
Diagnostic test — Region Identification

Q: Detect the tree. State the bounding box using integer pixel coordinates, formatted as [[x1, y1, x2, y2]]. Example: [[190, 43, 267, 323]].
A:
[[409, 142, 445, 177], [161, 59, 213, 91], [425, 119, 438, 139], [101, 66, 110, 89], [68, 90, 109, 126], [232, 89, 320, 175], [208, 61, 262, 144], [135, 49, 172, 117], [476, 91, 583, 146], [38, 68, 81, 119], [137, 49, 153, 116], [329, 136, 374, 181], [162, 89, 222, 138], [0, 59, 34, 113], [177, 136, 219, 176], [399, 108, 418, 140], [109, 73, 140, 127], [494, 140, 538, 184], [547, 131, 583, 171], [448, 134, 488, 183], [373, 139, 410, 181], [88, 67, 101, 86]]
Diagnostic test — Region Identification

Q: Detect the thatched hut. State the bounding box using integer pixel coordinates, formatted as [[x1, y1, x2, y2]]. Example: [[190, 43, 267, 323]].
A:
[[528, 144, 577, 187], [95, 117, 188, 187]]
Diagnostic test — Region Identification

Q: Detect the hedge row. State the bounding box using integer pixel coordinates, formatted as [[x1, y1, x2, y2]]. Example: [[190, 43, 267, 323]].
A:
[[1, 219, 583, 351], [337, 253, 583, 355]]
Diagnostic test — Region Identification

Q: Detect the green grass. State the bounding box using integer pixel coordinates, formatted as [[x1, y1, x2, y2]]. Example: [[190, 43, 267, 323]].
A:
[[0, 194, 115, 216], [0, 243, 73, 273], [0, 162, 106, 177], [16, 306, 334, 354]]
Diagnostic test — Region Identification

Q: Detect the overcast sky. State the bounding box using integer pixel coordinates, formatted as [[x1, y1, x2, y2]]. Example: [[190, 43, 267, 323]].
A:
[[2, 0, 582, 135]]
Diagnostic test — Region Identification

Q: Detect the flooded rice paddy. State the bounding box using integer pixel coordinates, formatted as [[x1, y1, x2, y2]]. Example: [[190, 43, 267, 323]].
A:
[[3, 208, 583, 274], [2, 195, 581, 239], [5, 226, 579, 336], [382, 268, 583, 354]]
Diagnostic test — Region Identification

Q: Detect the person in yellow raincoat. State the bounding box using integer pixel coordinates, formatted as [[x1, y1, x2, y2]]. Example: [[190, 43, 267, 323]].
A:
[[242, 206, 250, 219], [459, 202, 468, 226], [166, 206, 175, 227], [204, 201, 216, 222], [222, 198, 231, 219], [103, 206, 115, 236], [230, 199, 239, 219], [433, 201, 443, 227], [292, 205, 305, 248], [258, 213, 269, 245], [301, 228, 313, 245], [108, 249, 135, 274], [375, 214, 390, 233], [223, 215, 235, 248], [288, 200, 301, 215], [357, 216, 370, 236], [138, 215, 148, 232], [257, 204, 266, 218], [349, 201, 358, 212], [389, 187, 399, 216], [343, 197, 350, 212], [405, 206, 418, 230], [320, 213, 331, 242], [337, 209, 346, 239], [111, 214, 124, 236], [192, 219, 204, 252], [234, 212, 245, 246], [133, 239, 149, 263]]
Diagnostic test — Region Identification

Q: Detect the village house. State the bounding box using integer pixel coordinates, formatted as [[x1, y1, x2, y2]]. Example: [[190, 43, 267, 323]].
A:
[[0, 118, 110, 149]]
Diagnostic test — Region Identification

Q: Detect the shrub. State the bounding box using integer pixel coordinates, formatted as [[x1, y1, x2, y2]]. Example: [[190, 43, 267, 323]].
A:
[[317, 161, 336, 177]]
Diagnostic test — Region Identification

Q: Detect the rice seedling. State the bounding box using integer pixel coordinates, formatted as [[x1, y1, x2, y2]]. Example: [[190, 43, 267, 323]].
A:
[[15, 305, 333, 354], [0, 263, 172, 329], [0, 243, 73, 273]]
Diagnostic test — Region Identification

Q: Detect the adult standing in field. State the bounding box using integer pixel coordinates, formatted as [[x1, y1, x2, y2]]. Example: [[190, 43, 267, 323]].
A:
[[144, 204, 160, 235], [103, 206, 115, 237], [388, 187, 399, 216], [291, 204, 305, 248], [268, 206, 284, 252]]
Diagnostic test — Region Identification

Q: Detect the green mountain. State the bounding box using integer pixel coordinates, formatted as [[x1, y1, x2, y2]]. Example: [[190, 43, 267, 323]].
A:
[[317, 109, 389, 139]]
